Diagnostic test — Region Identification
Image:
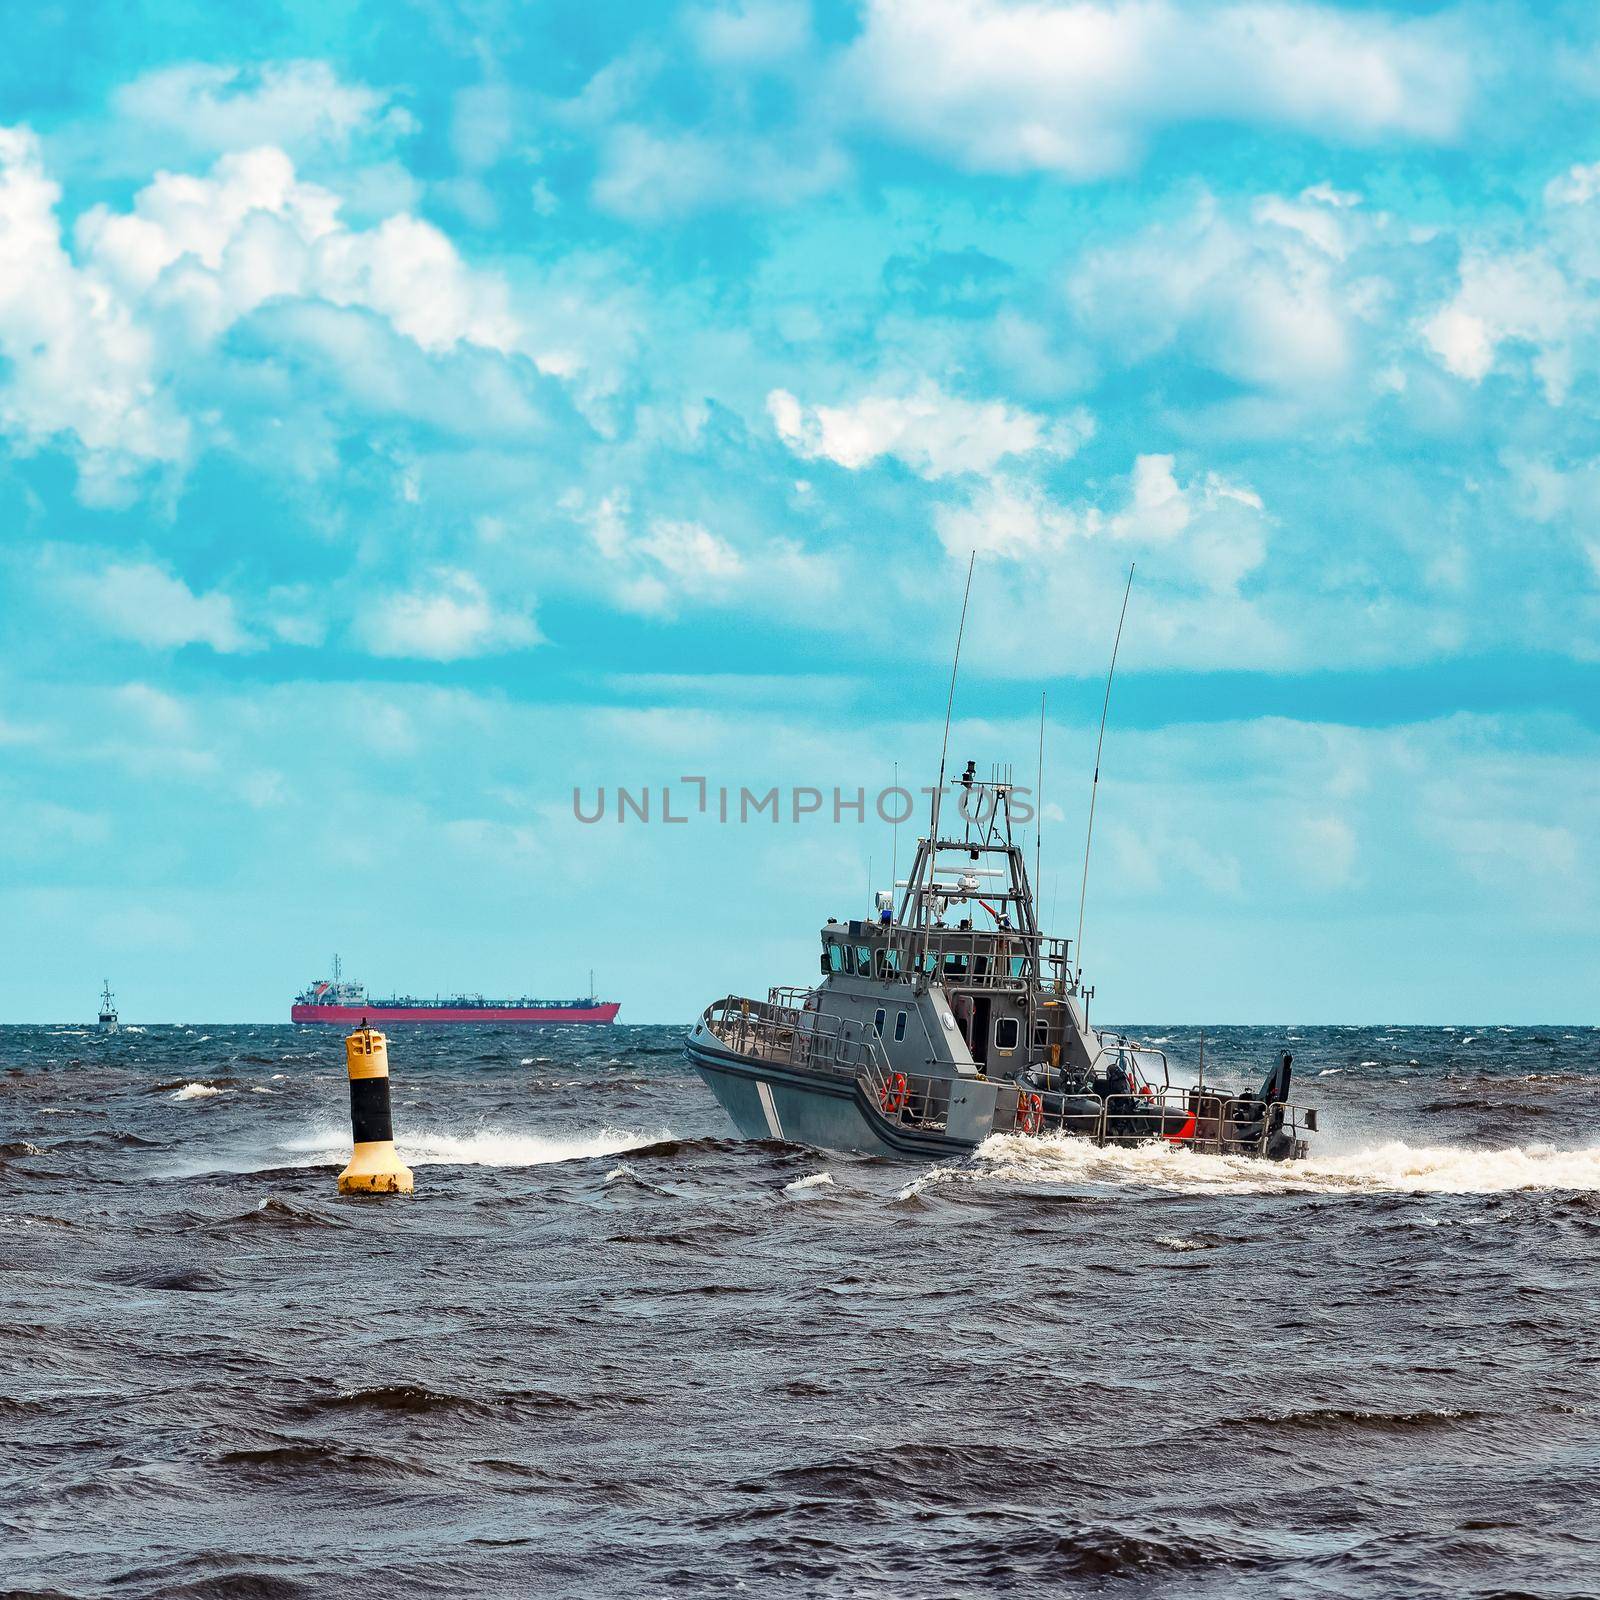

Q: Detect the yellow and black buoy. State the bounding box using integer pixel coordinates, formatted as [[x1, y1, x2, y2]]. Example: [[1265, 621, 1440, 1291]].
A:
[[337, 1027, 413, 1195]]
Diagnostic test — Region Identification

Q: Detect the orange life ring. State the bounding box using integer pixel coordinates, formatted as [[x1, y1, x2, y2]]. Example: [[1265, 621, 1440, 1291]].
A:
[[1016, 1092, 1044, 1134], [880, 1072, 909, 1114]]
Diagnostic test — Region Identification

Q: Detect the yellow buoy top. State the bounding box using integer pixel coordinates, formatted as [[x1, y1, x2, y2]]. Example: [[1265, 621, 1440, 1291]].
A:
[[345, 1027, 390, 1078]]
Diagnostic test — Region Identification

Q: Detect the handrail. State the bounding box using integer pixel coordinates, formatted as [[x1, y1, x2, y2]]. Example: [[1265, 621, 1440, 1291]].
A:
[[702, 997, 1310, 1158], [1006, 1081, 1311, 1157]]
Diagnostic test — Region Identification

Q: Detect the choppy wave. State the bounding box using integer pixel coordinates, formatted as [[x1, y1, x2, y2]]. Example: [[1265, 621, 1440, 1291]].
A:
[[784, 1171, 836, 1193], [171, 1082, 222, 1101], [968, 1132, 1600, 1194]]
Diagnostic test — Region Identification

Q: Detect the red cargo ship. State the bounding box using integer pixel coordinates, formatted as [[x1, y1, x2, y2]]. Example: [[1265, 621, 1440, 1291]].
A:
[[291, 957, 620, 1025]]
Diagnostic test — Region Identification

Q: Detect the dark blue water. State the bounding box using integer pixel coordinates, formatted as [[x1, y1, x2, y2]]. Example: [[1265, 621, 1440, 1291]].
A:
[[3, 1023, 1598, 1598]]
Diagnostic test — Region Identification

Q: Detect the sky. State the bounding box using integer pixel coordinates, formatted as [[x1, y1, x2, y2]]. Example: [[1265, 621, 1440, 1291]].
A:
[[1, 0, 1598, 1024]]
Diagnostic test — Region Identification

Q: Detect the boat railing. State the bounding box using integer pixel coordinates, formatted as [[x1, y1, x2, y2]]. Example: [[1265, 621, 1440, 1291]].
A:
[[856, 1059, 953, 1132], [1094, 1032, 1172, 1088], [705, 995, 896, 1082], [1007, 1083, 1313, 1158]]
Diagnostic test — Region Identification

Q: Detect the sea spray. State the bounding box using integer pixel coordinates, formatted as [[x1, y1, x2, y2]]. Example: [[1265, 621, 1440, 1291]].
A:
[[967, 1131, 1600, 1196]]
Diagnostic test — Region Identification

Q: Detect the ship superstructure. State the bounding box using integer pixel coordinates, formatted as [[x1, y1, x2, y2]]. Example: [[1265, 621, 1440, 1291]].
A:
[[292, 956, 619, 1025], [97, 981, 119, 1034], [687, 764, 1314, 1161]]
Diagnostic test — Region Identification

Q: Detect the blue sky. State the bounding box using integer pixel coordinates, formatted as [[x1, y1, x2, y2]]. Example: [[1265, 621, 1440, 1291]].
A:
[[2, 0, 1598, 1023]]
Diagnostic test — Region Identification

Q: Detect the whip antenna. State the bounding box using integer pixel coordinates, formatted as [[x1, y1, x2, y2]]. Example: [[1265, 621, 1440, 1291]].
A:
[[1074, 563, 1134, 981], [913, 552, 975, 972], [1034, 689, 1046, 912], [930, 551, 976, 843]]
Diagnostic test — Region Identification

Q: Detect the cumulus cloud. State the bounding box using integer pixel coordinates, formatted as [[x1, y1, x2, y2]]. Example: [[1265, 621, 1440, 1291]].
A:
[[0, 127, 187, 497], [1422, 250, 1586, 403], [1067, 189, 1367, 411], [927, 454, 1300, 671], [54, 558, 256, 653], [767, 383, 1090, 477], [77, 145, 521, 354], [841, 0, 1472, 180], [0, 127, 570, 496], [350, 569, 540, 661]]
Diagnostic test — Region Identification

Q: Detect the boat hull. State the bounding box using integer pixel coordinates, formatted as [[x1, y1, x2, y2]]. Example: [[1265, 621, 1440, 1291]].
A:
[[291, 1003, 620, 1025], [685, 1026, 975, 1161]]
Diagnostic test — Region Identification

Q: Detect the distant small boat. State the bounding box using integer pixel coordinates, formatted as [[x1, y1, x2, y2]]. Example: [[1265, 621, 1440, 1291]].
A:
[[97, 981, 119, 1034]]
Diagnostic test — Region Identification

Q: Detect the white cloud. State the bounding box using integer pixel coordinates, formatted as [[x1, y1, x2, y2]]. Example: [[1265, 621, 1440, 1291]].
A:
[[57, 559, 256, 653], [1544, 161, 1600, 207], [938, 452, 1267, 590], [350, 569, 539, 661], [842, 0, 1471, 180], [576, 489, 838, 619], [0, 127, 569, 494], [768, 383, 1090, 477], [78, 145, 522, 354], [1421, 250, 1585, 402], [0, 127, 188, 494], [110, 60, 413, 159], [1068, 191, 1363, 407], [584, 490, 746, 613]]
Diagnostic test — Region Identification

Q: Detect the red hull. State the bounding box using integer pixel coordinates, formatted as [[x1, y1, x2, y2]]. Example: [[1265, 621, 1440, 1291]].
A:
[[291, 1003, 620, 1025]]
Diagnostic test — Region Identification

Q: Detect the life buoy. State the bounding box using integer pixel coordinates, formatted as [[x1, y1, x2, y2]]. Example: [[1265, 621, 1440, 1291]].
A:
[[1016, 1092, 1044, 1134], [880, 1072, 909, 1114]]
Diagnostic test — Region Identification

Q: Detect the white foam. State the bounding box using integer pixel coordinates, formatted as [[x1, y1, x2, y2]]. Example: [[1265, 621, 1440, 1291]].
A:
[[172, 1082, 221, 1101], [966, 1132, 1600, 1196], [785, 1172, 835, 1193], [172, 1122, 675, 1175]]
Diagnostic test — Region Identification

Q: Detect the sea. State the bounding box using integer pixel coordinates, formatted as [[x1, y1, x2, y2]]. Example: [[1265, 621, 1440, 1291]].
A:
[[2, 1022, 1598, 1599]]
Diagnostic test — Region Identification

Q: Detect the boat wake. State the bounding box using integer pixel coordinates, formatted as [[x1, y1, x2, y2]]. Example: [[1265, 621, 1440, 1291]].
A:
[[964, 1132, 1600, 1195]]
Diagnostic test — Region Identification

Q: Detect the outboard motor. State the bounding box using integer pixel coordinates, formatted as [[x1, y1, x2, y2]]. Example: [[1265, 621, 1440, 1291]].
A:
[[1254, 1052, 1296, 1161], [1256, 1051, 1292, 1106]]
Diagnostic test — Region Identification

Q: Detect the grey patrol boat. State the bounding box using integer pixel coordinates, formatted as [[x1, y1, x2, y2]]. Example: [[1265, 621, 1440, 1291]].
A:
[[687, 763, 1316, 1163]]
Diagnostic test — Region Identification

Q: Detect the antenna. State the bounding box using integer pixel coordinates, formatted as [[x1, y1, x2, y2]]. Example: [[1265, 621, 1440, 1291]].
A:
[[1034, 689, 1046, 905], [930, 551, 976, 843], [1074, 564, 1135, 982], [889, 758, 902, 921], [915, 552, 976, 975]]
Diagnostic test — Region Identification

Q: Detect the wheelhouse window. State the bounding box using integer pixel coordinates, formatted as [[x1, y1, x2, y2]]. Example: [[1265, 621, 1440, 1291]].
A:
[[826, 942, 844, 972], [856, 946, 873, 975], [994, 1017, 1021, 1052]]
